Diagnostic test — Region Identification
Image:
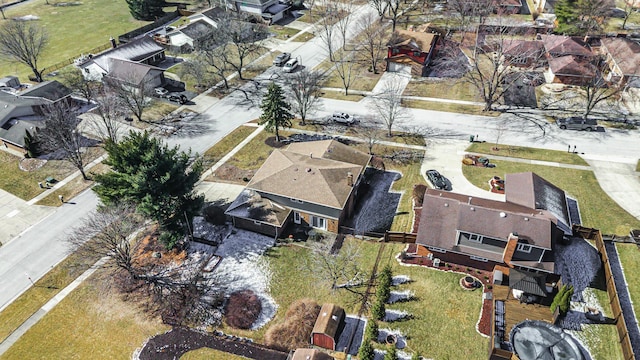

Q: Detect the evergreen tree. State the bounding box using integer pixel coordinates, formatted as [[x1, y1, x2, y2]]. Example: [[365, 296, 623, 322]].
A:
[[358, 338, 375, 360], [384, 345, 398, 360], [258, 82, 293, 142], [94, 131, 203, 248], [126, 0, 167, 21], [23, 129, 40, 158], [365, 319, 379, 342], [371, 299, 386, 321]]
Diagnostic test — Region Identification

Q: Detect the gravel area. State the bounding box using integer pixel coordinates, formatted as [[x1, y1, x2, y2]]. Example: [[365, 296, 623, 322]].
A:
[[553, 237, 601, 302]]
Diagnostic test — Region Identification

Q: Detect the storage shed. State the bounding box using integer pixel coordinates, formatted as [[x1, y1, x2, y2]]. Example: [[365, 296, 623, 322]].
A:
[[311, 303, 345, 351]]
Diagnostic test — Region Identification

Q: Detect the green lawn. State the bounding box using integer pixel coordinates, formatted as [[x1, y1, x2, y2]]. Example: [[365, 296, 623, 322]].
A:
[[402, 99, 499, 117], [403, 78, 480, 102], [462, 161, 640, 235], [0, 277, 169, 360], [581, 287, 624, 360], [0, 0, 148, 81], [616, 244, 640, 322], [317, 58, 384, 93], [0, 151, 77, 200], [226, 130, 293, 170], [466, 142, 589, 166], [201, 125, 257, 169]]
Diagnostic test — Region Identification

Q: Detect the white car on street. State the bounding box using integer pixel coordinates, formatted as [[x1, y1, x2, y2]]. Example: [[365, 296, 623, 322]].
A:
[[282, 58, 299, 73]]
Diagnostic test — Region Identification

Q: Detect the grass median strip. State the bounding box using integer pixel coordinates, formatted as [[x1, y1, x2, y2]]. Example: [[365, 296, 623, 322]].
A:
[[466, 142, 589, 166], [201, 126, 257, 169]]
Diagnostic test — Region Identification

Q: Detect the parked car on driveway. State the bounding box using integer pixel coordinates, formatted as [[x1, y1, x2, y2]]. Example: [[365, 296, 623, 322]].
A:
[[273, 52, 291, 67], [154, 87, 168, 97], [167, 93, 188, 104], [556, 117, 597, 131], [282, 58, 299, 73], [329, 112, 358, 125], [426, 169, 452, 191]]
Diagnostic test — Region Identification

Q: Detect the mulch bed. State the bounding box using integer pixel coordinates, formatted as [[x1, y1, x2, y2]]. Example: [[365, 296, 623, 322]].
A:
[[209, 164, 254, 183], [137, 327, 288, 360], [19, 158, 46, 172]]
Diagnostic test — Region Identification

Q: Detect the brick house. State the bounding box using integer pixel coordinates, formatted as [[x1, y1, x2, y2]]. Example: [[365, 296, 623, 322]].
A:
[[386, 26, 440, 76]]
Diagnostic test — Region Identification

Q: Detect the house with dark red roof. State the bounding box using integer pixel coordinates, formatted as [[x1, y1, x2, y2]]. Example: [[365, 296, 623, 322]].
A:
[[600, 37, 640, 87], [386, 26, 440, 77], [537, 34, 598, 86], [415, 172, 579, 274]]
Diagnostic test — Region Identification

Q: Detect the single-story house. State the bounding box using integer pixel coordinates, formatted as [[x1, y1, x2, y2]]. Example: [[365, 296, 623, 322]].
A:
[[537, 34, 594, 59], [165, 20, 215, 53], [78, 36, 166, 81], [493, 0, 523, 15], [104, 58, 166, 89], [225, 140, 371, 237], [226, 0, 289, 24], [311, 303, 345, 351], [415, 172, 578, 274], [502, 40, 545, 68], [290, 348, 335, 360], [386, 27, 439, 76], [544, 55, 598, 86], [0, 80, 73, 151], [600, 37, 640, 87], [0, 76, 20, 89]]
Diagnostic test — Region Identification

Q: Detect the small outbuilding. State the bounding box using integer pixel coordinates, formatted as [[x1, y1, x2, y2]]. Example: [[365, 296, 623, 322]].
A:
[[311, 303, 345, 351], [290, 348, 335, 360]]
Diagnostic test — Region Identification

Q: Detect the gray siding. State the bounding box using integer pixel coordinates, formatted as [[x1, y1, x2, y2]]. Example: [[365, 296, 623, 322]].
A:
[[256, 191, 342, 219], [513, 247, 545, 262]]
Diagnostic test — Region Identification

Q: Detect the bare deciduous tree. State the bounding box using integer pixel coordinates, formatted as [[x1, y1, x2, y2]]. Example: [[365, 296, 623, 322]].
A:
[[448, 0, 494, 29], [621, 2, 637, 30], [355, 13, 388, 73], [435, 28, 543, 111], [221, 18, 269, 80], [335, 0, 355, 50], [68, 205, 227, 327], [307, 241, 366, 292], [317, 0, 340, 62], [60, 67, 100, 103], [334, 58, 356, 95], [580, 75, 626, 120], [355, 115, 383, 154], [38, 101, 91, 180], [369, 0, 388, 19], [190, 37, 232, 90], [105, 75, 153, 123], [284, 69, 324, 125], [0, 21, 49, 82], [91, 90, 125, 143], [370, 76, 411, 136]]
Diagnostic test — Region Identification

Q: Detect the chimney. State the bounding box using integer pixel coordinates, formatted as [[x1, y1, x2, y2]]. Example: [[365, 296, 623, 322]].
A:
[[110, 36, 117, 49], [347, 172, 353, 186]]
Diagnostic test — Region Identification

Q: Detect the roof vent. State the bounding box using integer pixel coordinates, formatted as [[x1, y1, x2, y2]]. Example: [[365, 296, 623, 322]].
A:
[[524, 217, 529, 221], [444, 203, 449, 207], [306, 168, 311, 172], [470, 207, 475, 211], [468, 197, 472, 205], [500, 212, 507, 218], [310, 152, 313, 158]]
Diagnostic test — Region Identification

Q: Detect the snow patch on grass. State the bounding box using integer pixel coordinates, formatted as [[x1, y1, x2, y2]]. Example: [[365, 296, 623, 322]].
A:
[[384, 309, 410, 322], [392, 275, 411, 286], [388, 290, 415, 304], [213, 229, 277, 329]]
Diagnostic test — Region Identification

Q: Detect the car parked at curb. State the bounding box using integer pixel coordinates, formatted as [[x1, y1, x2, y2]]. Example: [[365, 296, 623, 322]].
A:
[[282, 58, 299, 73], [426, 169, 452, 191], [273, 52, 291, 67], [328, 112, 358, 125], [167, 93, 188, 104], [556, 117, 597, 131]]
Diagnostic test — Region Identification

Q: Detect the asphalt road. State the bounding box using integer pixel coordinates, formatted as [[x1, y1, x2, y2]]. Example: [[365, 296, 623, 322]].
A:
[[0, 189, 99, 312]]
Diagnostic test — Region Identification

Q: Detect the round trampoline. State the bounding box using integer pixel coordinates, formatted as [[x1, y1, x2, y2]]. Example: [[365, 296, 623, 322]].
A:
[[510, 320, 588, 360]]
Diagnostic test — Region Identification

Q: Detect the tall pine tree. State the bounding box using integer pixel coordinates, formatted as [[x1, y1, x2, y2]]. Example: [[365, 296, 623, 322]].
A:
[[258, 82, 294, 142], [126, 0, 167, 21], [93, 131, 203, 248]]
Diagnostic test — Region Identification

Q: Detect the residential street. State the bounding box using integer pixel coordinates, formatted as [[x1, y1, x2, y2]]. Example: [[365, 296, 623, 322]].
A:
[[1, 3, 640, 324]]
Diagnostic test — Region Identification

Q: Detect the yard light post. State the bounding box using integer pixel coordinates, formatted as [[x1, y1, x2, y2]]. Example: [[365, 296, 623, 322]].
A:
[[25, 273, 34, 286]]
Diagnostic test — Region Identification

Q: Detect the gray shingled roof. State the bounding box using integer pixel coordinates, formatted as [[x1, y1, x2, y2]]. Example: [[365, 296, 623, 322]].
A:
[[19, 81, 71, 101], [106, 58, 163, 85], [92, 36, 164, 72]]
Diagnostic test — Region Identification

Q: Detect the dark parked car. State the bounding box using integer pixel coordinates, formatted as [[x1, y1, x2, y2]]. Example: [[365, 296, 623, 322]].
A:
[[273, 52, 291, 67], [167, 93, 188, 104], [426, 169, 452, 191]]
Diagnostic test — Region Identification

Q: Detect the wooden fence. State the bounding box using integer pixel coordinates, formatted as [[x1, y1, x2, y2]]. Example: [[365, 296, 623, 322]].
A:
[[574, 225, 636, 360], [41, 42, 112, 76], [383, 231, 417, 244]]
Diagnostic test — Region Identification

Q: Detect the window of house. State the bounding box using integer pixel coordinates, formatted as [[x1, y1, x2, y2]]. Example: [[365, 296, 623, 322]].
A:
[[516, 243, 533, 253], [413, 51, 421, 57], [290, 198, 303, 204], [470, 256, 488, 262], [311, 216, 326, 230], [253, 220, 261, 226], [392, 48, 399, 55], [293, 212, 301, 224], [468, 233, 481, 243]]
